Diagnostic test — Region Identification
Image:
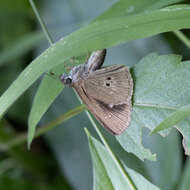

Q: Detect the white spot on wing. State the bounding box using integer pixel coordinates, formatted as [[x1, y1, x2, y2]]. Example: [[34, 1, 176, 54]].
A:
[[108, 104, 113, 108]]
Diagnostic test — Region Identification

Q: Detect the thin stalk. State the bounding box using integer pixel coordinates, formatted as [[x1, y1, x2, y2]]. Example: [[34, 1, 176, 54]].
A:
[[173, 30, 190, 49], [29, 0, 53, 45], [1, 105, 86, 150]]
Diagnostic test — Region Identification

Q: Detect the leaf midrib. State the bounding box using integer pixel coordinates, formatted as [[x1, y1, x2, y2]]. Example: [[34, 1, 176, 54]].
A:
[[134, 102, 178, 110]]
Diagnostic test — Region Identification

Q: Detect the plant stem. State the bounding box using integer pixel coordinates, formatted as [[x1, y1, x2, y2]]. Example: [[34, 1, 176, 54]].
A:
[[29, 0, 54, 45], [173, 30, 190, 49], [1, 105, 86, 150]]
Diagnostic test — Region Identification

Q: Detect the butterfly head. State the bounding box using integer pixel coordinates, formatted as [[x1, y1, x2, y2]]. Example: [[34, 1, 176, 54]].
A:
[[60, 64, 85, 86], [60, 73, 72, 86]]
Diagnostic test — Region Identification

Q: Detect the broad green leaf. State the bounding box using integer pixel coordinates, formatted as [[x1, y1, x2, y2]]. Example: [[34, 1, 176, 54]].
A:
[[178, 158, 190, 190], [27, 0, 185, 147], [117, 113, 156, 161], [175, 120, 190, 155], [87, 130, 160, 190], [98, 0, 184, 19], [117, 53, 190, 160], [143, 129, 182, 189]]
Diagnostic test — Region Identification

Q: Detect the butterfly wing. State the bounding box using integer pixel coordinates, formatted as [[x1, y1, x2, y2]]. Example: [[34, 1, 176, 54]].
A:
[[83, 65, 133, 105], [89, 99, 132, 134], [73, 65, 133, 134]]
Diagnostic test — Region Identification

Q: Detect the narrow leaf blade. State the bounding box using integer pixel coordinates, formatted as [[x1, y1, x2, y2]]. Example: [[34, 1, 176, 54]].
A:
[[152, 104, 190, 133], [27, 75, 63, 148], [86, 130, 160, 190]]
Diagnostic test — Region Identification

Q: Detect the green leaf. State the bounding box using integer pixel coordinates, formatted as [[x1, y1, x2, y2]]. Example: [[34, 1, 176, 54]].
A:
[[86, 130, 160, 190], [27, 74, 63, 148], [98, 0, 184, 19], [0, 5, 190, 120], [175, 120, 190, 155], [133, 53, 182, 134], [117, 53, 190, 160], [143, 129, 182, 189], [152, 103, 190, 133], [117, 113, 156, 161], [27, 56, 86, 147], [178, 158, 190, 190]]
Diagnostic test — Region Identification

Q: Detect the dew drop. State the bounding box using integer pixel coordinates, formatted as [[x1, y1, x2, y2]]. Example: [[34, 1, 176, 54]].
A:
[[127, 6, 134, 13]]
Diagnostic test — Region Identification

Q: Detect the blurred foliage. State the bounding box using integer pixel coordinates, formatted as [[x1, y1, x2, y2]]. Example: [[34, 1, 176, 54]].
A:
[[0, 0, 190, 190], [0, 0, 72, 189], [0, 0, 35, 122], [0, 175, 72, 190]]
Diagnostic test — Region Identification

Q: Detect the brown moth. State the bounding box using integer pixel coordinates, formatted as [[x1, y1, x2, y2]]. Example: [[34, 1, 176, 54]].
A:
[[60, 49, 133, 135]]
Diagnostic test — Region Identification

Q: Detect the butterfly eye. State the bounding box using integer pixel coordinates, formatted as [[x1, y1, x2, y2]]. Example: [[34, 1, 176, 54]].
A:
[[106, 83, 110, 87], [65, 78, 72, 85], [107, 77, 111, 80]]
